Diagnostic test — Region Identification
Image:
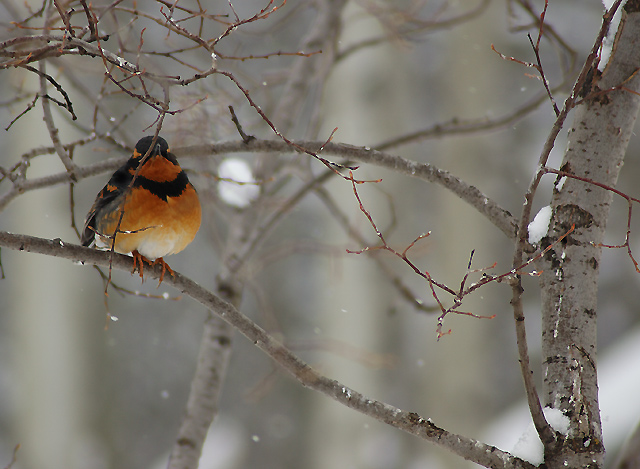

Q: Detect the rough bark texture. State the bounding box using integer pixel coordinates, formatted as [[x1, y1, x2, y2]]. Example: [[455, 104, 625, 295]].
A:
[[539, 7, 640, 467]]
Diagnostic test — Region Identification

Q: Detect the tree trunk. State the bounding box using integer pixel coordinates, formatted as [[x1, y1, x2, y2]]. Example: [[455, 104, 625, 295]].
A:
[[539, 5, 640, 467]]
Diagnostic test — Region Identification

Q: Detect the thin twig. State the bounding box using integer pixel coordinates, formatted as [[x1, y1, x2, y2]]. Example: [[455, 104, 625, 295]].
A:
[[19, 64, 77, 119], [228, 105, 255, 144]]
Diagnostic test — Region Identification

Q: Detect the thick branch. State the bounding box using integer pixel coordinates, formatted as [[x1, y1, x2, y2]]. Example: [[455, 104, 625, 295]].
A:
[[181, 140, 520, 240], [1, 140, 519, 240], [0, 231, 535, 469]]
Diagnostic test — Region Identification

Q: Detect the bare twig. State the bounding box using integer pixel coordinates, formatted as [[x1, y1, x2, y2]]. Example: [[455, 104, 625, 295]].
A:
[[19, 64, 77, 119], [38, 49, 79, 181], [228, 105, 255, 144], [217, 70, 372, 182]]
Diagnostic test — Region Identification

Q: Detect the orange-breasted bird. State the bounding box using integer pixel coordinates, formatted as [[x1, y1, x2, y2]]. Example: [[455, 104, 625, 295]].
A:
[[81, 136, 201, 283]]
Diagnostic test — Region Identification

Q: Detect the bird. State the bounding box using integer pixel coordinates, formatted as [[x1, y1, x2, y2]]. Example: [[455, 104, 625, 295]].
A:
[[81, 136, 201, 284]]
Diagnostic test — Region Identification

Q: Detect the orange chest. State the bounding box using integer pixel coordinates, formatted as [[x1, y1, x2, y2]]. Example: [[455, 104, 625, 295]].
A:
[[96, 184, 201, 259]]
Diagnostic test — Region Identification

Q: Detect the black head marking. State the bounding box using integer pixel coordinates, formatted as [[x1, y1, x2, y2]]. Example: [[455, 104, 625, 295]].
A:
[[135, 136, 169, 158]]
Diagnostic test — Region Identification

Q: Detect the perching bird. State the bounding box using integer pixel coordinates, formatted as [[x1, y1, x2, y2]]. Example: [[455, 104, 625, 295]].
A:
[[81, 136, 201, 283]]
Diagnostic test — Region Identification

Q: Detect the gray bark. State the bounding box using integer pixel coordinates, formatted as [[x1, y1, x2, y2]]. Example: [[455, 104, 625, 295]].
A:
[[539, 6, 640, 467]]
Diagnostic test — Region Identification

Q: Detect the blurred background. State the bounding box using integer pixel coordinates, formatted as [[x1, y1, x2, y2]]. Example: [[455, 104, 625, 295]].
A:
[[1, 0, 639, 468]]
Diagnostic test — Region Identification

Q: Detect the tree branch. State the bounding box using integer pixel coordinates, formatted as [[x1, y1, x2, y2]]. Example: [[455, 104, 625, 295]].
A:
[[0, 140, 519, 241], [182, 140, 521, 240], [0, 230, 536, 469]]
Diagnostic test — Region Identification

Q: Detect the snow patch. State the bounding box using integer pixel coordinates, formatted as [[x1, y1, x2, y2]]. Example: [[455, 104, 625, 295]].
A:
[[528, 206, 552, 244], [599, 1, 622, 70], [545, 407, 570, 435], [509, 408, 569, 464]]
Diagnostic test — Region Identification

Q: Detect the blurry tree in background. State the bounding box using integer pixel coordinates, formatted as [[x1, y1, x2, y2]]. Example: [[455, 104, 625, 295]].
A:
[[1, 0, 640, 468]]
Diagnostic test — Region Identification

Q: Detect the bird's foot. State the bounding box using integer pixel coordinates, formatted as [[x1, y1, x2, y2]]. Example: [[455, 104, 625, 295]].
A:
[[131, 251, 175, 286]]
